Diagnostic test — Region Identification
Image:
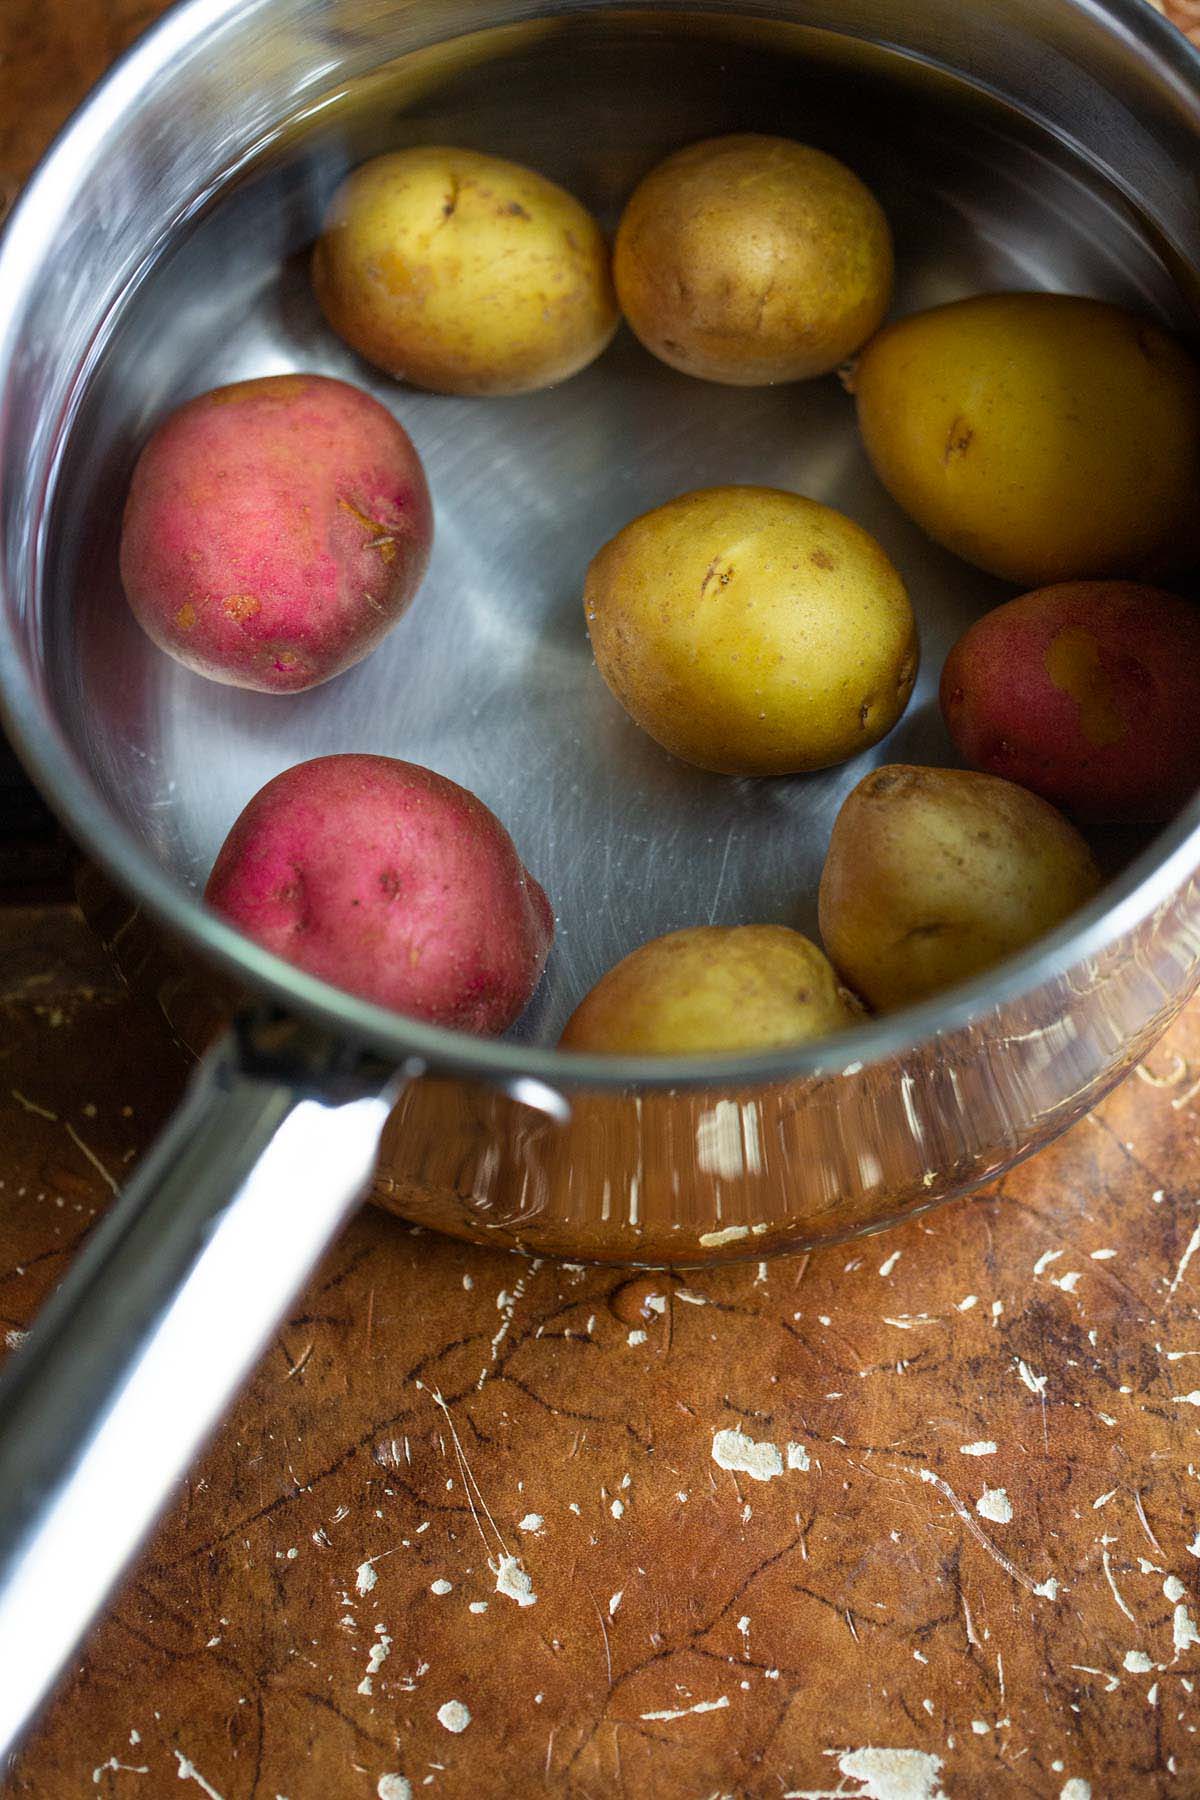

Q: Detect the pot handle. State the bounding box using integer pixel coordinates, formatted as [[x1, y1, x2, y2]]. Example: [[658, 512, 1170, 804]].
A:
[[0, 1012, 404, 1757]]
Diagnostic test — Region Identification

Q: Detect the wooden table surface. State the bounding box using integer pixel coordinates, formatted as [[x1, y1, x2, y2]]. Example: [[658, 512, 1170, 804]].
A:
[[5, 5, 1200, 1797]]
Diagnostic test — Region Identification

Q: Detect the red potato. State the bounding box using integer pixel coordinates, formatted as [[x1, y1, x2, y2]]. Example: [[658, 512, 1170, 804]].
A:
[[941, 582, 1200, 823], [205, 755, 554, 1033], [119, 374, 433, 693]]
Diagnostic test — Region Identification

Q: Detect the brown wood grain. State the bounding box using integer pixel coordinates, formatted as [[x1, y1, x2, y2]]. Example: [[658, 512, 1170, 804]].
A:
[[7, 906, 1200, 1798], [3, 4, 1200, 1796]]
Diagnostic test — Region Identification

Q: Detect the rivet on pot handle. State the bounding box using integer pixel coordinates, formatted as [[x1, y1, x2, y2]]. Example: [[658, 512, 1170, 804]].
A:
[[0, 1013, 407, 1758]]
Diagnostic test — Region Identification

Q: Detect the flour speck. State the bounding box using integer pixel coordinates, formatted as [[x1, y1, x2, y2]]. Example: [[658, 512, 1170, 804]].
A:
[[834, 1746, 947, 1800], [712, 1427, 783, 1482], [377, 1777, 412, 1800], [493, 1554, 537, 1607]]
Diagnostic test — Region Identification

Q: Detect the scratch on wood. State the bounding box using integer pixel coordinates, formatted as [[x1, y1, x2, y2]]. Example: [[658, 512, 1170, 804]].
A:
[[1168, 1222, 1200, 1299], [172, 1750, 225, 1800], [10, 1089, 57, 1121], [1136, 1052, 1186, 1089], [912, 1467, 1039, 1594], [591, 1589, 613, 1687], [1172, 1070, 1200, 1111], [427, 1386, 509, 1560], [1102, 1546, 1137, 1624], [64, 1121, 118, 1194], [1135, 1490, 1163, 1555]]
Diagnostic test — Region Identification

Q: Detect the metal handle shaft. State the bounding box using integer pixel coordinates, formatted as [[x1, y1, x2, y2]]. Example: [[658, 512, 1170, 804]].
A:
[[0, 1018, 400, 1756]]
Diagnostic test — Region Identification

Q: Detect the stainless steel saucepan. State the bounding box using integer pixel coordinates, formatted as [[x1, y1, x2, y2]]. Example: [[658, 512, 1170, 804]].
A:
[[1, 0, 1199, 1756]]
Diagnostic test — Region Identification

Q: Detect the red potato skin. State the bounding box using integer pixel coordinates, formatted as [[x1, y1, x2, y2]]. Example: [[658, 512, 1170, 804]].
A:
[[204, 755, 554, 1033], [119, 374, 433, 693], [940, 581, 1200, 823]]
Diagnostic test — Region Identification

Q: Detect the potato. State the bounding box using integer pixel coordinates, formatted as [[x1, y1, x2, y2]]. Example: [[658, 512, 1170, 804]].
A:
[[941, 582, 1200, 824], [119, 374, 432, 693], [560, 925, 861, 1055], [204, 754, 554, 1033], [312, 147, 618, 395], [613, 134, 892, 385], [584, 485, 917, 775], [850, 292, 1200, 585], [818, 764, 1102, 1010]]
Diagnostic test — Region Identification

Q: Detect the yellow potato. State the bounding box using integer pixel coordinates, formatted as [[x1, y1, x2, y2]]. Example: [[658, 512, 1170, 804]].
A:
[[312, 146, 618, 395], [613, 134, 893, 385], [560, 925, 862, 1055], [818, 764, 1102, 1011], [851, 292, 1200, 585], [584, 485, 917, 775]]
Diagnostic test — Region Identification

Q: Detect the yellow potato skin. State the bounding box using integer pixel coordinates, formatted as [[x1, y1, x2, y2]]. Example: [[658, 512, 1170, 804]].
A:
[[852, 292, 1200, 585], [614, 134, 893, 385], [584, 486, 918, 775], [560, 925, 861, 1055], [312, 147, 619, 395], [818, 764, 1102, 1011]]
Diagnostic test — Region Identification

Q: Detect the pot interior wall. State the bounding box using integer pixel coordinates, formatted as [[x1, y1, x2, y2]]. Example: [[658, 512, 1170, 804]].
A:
[[44, 10, 1196, 1044]]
